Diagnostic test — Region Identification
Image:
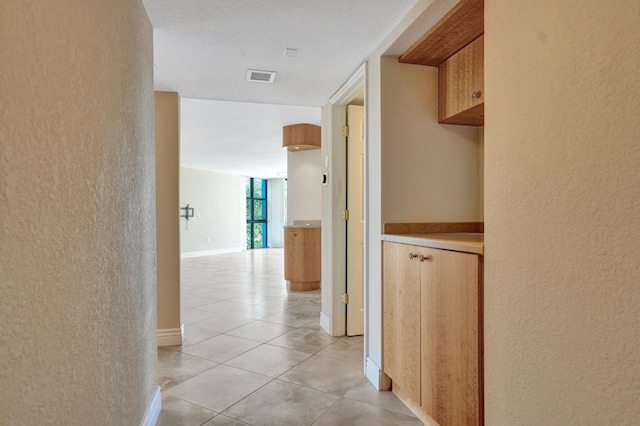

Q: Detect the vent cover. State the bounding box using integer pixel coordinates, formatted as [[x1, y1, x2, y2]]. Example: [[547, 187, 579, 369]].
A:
[[247, 69, 276, 83]]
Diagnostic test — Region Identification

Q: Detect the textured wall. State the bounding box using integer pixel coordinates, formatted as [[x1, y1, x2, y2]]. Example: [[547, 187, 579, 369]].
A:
[[0, 1, 157, 423], [155, 92, 181, 332], [485, 0, 640, 422], [179, 167, 246, 253]]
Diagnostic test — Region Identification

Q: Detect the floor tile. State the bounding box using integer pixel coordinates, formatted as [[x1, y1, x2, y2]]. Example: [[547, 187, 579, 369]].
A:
[[285, 302, 321, 314], [203, 415, 251, 425], [316, 336, 364, 365], [182, 334, 261, 363], [168, 249, 418, 425], [165, 365, 272, 412], [181, 296, 219, 309], [225, 344, 311, 377], [157, 397, 217, 426], [196, 300, 252, 314], [248, 288, 289, 297], [180, 326, 220, 348], [197, 289, 250, 302], [223, 380, 339, 426], [267, 327, 336, 354], [285, 289, 321, 303], [183, 285, 224, 296], [226, 321, 294, 342], [312, 398, 423, 426], [157, 348, 218, 391], [254, 297, 302, 311], [181, 307, 220, 325], [278, 354, 364, 396], [343, 377, 417, 417], [261, 309, 320, 328], [191, 313, 255, 333]]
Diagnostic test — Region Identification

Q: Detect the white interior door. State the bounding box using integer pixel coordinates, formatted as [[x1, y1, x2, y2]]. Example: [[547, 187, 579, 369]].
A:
[[346, 104, 365, 336]]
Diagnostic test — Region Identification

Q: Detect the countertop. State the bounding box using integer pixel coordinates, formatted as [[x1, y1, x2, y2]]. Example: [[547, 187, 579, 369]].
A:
[[284, 224, 321, 229], [382, 232, 484, 255]]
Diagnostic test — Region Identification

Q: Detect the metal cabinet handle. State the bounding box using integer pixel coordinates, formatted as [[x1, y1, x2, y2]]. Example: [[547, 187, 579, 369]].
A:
[[409, 253, 419, 260], [471, 91, 482, 99], [419, 255, 432, 262]]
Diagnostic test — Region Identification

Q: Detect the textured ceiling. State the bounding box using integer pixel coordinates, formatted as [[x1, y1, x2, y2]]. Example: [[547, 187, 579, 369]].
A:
[[180, 98, 320, 179], [142, 0, 417, 176]]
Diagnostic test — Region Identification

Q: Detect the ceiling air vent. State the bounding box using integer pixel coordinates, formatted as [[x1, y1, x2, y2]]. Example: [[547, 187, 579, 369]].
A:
[[247, 69, 276, 83]]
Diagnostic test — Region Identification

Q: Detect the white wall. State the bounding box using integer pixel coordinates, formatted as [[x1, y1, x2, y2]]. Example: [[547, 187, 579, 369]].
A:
[[485, 0, 640, 422], [179, 167, 245, 256], [381, 58, 481, 224], [267, 178, 286, 248], [0, 1, 157, 423], [287, 150, 322, 223]]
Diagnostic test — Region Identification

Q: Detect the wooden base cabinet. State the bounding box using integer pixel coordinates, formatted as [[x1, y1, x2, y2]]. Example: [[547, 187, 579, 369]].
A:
[[383, 241, 483, 425], [382, 242, 422, 404]]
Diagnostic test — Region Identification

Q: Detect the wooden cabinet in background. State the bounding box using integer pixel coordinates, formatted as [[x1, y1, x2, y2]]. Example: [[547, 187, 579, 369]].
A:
[[284, 226, 320, 291], [439, 35, 484, 126], [383, 241, 483, 425]]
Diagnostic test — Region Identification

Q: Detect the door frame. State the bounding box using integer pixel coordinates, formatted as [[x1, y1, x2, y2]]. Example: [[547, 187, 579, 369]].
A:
[[320, 63, 368, 342]]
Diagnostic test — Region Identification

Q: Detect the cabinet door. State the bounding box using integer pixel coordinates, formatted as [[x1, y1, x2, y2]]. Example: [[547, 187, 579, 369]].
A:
[[284, 228, 321, 282], [284, 228, 301, 280], [438, 35, 484, 126], [421, 248, 481, 425], [383, 242, 421, 404]]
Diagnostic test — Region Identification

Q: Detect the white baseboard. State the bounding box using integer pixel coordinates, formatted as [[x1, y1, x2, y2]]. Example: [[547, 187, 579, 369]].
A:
[[365, 357, 391, 391], [320, 312, 331, 335], [180, 247, 243, 259], [140, 386, 161, 426], [157, 325, 184, 347]]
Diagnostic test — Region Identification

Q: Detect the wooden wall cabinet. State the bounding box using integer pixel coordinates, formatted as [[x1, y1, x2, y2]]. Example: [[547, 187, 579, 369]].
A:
[[284, 226, 320, 291], [438, 35, 484, 125], [399, 0, 484, 126], [383, 241, 483, 425]]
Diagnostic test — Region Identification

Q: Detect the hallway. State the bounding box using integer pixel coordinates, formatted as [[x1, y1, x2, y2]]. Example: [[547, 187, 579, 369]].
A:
[[157, 249, 421, 425]]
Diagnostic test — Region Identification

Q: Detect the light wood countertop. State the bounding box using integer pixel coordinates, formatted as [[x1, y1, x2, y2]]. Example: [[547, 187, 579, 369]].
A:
[[382, 232, 484, 255]]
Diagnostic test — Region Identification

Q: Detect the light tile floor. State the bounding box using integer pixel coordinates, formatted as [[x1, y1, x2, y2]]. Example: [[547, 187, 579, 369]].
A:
[[158, 248, 422, 426]]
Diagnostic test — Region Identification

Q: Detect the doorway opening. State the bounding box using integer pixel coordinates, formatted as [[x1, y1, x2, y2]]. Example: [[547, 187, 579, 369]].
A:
[[322, 63, 367, 341]]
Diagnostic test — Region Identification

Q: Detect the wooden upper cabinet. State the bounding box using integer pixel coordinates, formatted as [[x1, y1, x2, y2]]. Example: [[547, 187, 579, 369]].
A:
[[400, 0, 484, 126], [399, 0, 484, 67], [438, 35, 484, 125]]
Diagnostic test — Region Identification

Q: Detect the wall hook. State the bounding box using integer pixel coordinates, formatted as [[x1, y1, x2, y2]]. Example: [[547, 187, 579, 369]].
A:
[[180, 204, 195, 220]]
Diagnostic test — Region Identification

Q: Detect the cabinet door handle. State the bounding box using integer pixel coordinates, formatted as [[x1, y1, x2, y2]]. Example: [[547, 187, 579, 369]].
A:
[[409, 253, 419, 260], [471, 91, 482, 99], [419, 255, 432, 262]]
